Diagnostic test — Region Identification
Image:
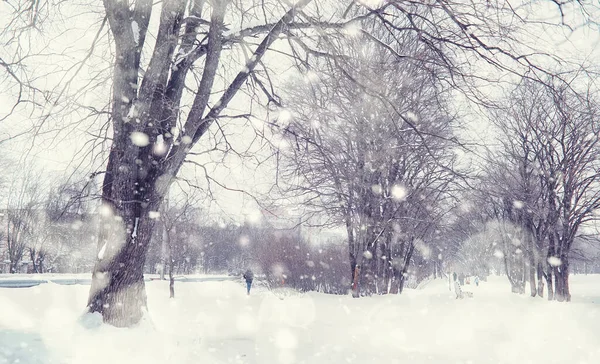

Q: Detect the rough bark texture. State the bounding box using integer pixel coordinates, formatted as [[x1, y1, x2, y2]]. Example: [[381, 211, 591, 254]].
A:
[[88, 0, 313, 326]]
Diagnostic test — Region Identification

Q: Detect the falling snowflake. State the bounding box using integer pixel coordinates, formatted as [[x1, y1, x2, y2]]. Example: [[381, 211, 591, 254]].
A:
[[404, 111, 419, 123], [153, 135, 168, 156], [99, 204, 113, 217], [493, 250, 504, 259], [130, 132, 150, 147], [513, 200, 524, 209], [239, 235, 250, 247], [181, 135, 192, 145], [277, 109, 293, 126], [363, 250, 373, 259], [149, 211, 160, 219], [342, 22, 361, 37], [391, 185, 407, 201], [371, 184, 382, 195], [548, 256, 562, 267], [415, 240, 431, 259]]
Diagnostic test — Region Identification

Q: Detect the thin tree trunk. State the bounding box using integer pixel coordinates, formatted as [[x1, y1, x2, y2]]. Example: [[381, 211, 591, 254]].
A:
[[167, 225, 175, 299], [537, 262, 544, 298], [546, 234, 556, 301], [351, 264, 360, 298], [562, 257, 571, 302], [398, 243, 415, 294], [169, 265, 175, 299], [528, 236, 536, 297], [546, 264, 554, 301]]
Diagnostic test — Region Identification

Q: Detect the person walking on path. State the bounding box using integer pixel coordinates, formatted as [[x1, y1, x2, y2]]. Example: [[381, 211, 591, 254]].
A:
[[243, 269, 254, 295]]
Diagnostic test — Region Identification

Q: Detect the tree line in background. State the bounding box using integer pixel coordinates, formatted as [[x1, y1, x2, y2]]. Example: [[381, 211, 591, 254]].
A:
[[0, 171, 97, 274], [0, 166, 439, 297], [448, 80, 600, 301]]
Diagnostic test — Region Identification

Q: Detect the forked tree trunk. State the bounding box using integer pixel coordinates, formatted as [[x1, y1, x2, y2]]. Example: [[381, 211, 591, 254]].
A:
[[89, 0, 317, 326]]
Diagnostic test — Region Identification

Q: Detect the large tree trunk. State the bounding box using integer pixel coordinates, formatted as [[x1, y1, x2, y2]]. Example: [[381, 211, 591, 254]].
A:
[[88, 0, 314, 326], [87, 195, 159, 326], [87, 145, 165, 326], [554, 256, 570, 302]]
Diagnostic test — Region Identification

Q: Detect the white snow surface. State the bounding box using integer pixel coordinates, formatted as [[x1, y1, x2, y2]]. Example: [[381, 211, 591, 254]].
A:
[[2, 275, 600, 364]]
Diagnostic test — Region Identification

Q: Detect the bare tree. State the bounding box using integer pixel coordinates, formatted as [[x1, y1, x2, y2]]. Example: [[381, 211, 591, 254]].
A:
[[275, 29, 458, 296], [157, 192, 202, 298], [3, 169, 43, 273], [491, 79, 600, 301]]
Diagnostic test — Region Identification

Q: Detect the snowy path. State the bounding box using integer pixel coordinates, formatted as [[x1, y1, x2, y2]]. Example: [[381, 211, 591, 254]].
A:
[[2, 276, 600, 364]]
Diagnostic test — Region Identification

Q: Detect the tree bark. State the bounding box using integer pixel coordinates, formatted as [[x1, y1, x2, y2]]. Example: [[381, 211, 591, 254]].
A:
[[527, 236, 536, 297], [545, 266, 554, 301], [167, 224, 175, 299], [169, 266, 175, 299], [554, 256, 570, 302], [537, 262, 545, 298], [351, 264, 360, 298], [88, 206, 156, 327], [88, 0, 317, 326]]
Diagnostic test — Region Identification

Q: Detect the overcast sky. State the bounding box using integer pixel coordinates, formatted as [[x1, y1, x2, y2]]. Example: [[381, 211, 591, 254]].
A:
[[1, 0, 599, 226]]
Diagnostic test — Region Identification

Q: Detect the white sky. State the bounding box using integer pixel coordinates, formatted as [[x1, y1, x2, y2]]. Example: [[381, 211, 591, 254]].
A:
[[1, 0, 599, 227]]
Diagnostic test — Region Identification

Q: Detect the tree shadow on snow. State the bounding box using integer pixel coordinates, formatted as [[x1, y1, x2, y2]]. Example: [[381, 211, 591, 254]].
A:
[[0, 330, 50, 364]]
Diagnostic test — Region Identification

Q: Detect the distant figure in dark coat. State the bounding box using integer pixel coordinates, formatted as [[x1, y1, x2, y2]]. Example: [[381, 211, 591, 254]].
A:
[[243, 269, 254, 295]]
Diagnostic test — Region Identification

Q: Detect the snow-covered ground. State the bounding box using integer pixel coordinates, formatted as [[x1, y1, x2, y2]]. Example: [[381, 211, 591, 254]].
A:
[[2, 275, 600, 364]]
